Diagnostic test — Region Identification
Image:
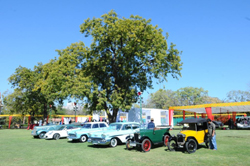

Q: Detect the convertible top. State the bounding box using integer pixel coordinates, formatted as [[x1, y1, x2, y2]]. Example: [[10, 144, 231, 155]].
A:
[[179, 118, 208, 124]]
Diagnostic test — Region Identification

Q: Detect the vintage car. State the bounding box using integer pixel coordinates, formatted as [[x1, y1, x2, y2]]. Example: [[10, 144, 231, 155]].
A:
[[67, 122, 109, 142], [31, 123, 81, 139], [126, 125, 171, 152], [44, 124, 81, 140], [166, 118, 209, 153], [31, 125, 60, 139], [88, 122, 140, 147]]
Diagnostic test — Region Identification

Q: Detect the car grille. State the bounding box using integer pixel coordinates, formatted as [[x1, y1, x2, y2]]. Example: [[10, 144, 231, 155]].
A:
[[177, 134, 185, 142], [68, 134, 76, 137], [134, 133, 139, 142], [91, 138, 102, 142]]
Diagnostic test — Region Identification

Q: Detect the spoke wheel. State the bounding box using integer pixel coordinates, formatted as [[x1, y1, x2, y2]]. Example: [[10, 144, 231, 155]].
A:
[[164, 135, 169, 146], [109, 138, 118, 147], [126, 140, 134, 150], [80, 135, 88, 142], [39, 132, 45, 139], [141, 139, 151, 152], [53, 133, 60, 140], [168, 139, 177, 151], [185, 139, 197, 153]]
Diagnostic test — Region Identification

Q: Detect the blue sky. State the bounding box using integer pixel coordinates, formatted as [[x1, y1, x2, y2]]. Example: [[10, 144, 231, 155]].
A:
[[0, 0, 250, 104]]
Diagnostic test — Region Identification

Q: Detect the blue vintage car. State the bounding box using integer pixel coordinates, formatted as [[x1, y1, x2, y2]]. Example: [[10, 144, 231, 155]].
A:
[[88, 122, 140, 147], [67, 122, 109, 142], [31, 123, 81, 139]]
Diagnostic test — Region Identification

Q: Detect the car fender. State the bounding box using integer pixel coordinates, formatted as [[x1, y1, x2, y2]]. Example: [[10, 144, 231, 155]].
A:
[[140, 136, 152, 143], [186, 136, 198, 144]]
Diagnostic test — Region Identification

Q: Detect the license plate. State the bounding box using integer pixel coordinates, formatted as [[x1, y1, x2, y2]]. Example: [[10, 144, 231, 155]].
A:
[[92, 141, 98, 144], [129, 142, 136, 146], [68, 138, 72, 141]]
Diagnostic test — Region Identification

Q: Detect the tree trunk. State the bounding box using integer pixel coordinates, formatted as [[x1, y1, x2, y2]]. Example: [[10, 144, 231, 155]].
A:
[[108, 108, 118, 123], [43, 103, 47, 121]]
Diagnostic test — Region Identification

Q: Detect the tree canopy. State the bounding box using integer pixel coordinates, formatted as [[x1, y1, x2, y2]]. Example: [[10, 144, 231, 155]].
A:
[[35, 10, 183, 122]]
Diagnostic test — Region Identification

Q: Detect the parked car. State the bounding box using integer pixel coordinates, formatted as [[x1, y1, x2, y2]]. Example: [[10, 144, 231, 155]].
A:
[[126, 125, 171, 152], [67, 122, 109, 142], [166, 118, 209, 153], [31, 123, 81, 139], [31, 125, 60, 139], [212, 121, 224, 128], [88, 122, 140, 147], [44, 124, 81, 140]]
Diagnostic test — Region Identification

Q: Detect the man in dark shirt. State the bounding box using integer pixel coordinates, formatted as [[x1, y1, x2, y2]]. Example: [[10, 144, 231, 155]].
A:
[[207, 119, 217, 150], [147, 118, 155, 129]]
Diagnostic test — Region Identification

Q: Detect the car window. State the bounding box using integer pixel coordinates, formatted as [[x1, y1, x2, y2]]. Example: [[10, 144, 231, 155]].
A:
[[92, 124, 99, 128], [122, 124, 131, 130], [132, 125, 139, 129], [100, 123, 107, 128], [67, 126, 73, 129], [82, 124, 91, 129], [109, 124, 122, 130]]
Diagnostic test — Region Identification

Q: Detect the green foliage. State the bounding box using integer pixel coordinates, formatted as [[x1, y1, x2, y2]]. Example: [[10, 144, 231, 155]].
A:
[[40, 10, 182, 122], [226, 90, 250, 102]]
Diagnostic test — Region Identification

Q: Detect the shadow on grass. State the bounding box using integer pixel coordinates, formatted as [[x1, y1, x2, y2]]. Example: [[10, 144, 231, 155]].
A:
[[87, 144, 110, 148], [164, 145, 209, 154], [124, 144, 166, 152]]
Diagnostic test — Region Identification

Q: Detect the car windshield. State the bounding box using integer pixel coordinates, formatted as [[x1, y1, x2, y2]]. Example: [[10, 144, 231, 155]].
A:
[[82, 124, 92, 129], [58, 126, 65, 130], [182, 123, 196, 131], [108, 124, 122, 130]]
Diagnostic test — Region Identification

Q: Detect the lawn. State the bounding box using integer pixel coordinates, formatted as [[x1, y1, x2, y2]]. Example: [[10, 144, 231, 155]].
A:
[[0, 128, 250, 166]]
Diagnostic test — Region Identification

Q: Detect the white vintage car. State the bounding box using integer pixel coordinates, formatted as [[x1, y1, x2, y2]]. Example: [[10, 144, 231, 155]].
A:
[[44, 125, 80, 140]]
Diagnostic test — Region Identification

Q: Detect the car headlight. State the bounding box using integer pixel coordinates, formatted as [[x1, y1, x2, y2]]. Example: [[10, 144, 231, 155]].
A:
[[101, 134, 106, 138], [138, 134, 141, 139]]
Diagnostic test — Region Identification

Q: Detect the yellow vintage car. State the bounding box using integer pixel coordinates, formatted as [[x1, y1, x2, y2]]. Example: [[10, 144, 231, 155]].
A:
[[165, 118, 209, 153]]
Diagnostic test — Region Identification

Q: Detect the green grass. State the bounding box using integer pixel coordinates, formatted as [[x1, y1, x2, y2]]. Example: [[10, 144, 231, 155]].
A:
[[0, 129, 250, 166]]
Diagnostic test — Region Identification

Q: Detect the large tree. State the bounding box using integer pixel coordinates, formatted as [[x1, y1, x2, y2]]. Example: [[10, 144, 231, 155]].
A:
[[6, 64, 54, 121], [38, 10, 182, 122]]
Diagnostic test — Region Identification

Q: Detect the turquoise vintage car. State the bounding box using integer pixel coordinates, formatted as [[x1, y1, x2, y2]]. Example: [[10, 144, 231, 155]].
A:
[[31, 123, 81, 139], [67, 122, 109, 142], [88, 122, 140, 147]]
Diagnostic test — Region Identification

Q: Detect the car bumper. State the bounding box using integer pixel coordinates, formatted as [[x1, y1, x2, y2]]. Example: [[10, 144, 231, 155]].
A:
[[67, 136, 79, 141], [127, 140, 141, 147], [88, 138, 110, 145]]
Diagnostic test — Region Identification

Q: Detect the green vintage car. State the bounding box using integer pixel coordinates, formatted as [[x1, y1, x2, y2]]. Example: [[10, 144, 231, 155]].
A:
[[126, 126, 171, 152]]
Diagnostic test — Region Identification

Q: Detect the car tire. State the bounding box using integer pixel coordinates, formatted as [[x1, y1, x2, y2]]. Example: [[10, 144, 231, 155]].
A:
[[80, 135, 88, 143], [168, 138, 177, 151], [109, 138, 118, 147], [185, 139, 197, 153], [53, 133, 60, 140], [164, 135, 170, 147], [126, 139, 134, 150], [141, 138, 151, 152], [39, 132, 46, 139]]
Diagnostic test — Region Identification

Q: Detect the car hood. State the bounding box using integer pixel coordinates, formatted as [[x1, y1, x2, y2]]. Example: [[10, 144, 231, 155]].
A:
[[90, 129, 135, 138]]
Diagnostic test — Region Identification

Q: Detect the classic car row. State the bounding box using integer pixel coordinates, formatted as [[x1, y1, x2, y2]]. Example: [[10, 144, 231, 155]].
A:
[[31, 118, 211, 153]]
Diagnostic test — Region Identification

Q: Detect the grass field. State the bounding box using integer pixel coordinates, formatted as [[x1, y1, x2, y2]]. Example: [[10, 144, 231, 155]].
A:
[[0, 128, 250, 166]]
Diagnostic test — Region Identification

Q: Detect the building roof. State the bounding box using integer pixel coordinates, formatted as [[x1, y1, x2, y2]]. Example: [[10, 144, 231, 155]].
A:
[[169, 101, 250, 114]]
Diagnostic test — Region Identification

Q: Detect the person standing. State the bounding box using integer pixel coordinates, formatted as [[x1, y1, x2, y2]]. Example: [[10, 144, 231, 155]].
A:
[[207, 119, 217, 150], [147, 118, 155, 129]]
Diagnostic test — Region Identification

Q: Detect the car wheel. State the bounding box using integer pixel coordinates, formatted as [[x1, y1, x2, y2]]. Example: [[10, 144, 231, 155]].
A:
[[53, 133, 60, 140], [80, 135, 88, 142], [126, 139, 134, 150], [39, 132, 46, 139], [185, 139, 197, 153], [141, 139, 151, 152], [168, 138, 177, 151], [109, 138, 118, 147], [164, 135, 170, 146]]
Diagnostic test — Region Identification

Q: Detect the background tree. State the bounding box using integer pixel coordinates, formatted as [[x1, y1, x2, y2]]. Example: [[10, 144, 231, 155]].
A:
[[39, 10, 182, 123], [226, 90, 250, 102], [176, 87, 208, 106]]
